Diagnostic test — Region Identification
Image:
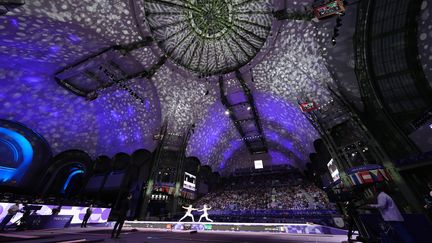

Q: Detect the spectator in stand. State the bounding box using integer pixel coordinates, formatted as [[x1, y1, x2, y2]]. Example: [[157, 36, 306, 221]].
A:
[[195, 177, 334, 212]]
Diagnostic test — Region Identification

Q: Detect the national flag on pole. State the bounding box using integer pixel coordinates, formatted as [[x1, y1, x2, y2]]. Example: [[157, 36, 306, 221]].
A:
[[358, 171, 374, 184], [349, 174, 361, 186]]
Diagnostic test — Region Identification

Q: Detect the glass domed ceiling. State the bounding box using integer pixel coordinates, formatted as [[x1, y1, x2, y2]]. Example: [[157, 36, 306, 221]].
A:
[[144, 0, 274, 76]]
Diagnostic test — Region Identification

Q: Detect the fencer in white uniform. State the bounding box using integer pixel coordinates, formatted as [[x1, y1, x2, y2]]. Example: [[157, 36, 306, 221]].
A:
[[179, 205, 197, 222], [198, 204, 213, 222]]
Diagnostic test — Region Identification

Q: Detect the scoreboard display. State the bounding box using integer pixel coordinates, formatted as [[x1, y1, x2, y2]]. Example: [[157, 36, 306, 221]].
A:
[[314, 0, 345, 19]]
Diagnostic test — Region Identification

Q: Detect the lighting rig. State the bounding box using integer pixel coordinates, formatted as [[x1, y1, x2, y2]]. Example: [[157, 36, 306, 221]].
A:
[[55, 37, 165, 104]]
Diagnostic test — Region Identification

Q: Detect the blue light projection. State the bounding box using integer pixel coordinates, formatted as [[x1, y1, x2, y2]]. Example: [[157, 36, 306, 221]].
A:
[[264, 129, 304, 161], [0, 127, 34, 183], [61, 169, 84, 193], [0, 13, 162, 158], [269, 150, 293, 166], [187, 91, 319, 174], [0, 1, 343, 174]]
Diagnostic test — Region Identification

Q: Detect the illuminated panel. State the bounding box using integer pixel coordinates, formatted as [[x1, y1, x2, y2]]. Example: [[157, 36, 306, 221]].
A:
[[183, 172, 196, 191], [254, 160, 263, 169], [0, 203, 111, 225], [327, 159, 340, 182], [124, 221, 348, 235]]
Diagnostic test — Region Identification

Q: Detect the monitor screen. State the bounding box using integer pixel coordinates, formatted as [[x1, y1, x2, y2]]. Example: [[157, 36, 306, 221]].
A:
[[183, 172, 196, 191], [327, 159, 340, 182], [254, 160, 263, 169]]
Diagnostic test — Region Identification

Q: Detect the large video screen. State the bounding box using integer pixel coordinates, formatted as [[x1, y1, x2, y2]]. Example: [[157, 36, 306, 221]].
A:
[[327, 159, 340, 182], [183, 172, 196, 191], [0, 203, 111, 225]]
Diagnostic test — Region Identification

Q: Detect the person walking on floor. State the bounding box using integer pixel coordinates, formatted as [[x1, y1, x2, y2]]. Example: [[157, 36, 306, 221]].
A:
[[80, 204, 93, 228], [111, 193, 132, 238], [0, 202, 19, 231]]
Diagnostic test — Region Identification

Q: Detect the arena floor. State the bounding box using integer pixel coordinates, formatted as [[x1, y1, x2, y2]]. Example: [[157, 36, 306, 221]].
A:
[[0, 226, 349, 243]]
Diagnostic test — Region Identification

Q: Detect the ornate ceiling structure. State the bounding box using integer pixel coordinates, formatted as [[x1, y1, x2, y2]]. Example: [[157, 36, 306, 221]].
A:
[[0, 0, 367, 174], [143, 0, 274, 75]]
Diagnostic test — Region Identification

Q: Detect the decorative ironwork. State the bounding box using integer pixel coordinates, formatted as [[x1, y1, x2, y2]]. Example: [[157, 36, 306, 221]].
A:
[[143, 0, 274, 76]]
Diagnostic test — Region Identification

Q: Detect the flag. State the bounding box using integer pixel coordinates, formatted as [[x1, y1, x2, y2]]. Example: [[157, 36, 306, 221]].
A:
[[358, 171, 374, 184]]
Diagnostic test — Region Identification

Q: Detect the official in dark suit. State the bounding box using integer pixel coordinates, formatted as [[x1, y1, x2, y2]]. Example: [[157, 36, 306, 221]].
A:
[[80, 204, 93, 228], [111, 193, 132, 238]]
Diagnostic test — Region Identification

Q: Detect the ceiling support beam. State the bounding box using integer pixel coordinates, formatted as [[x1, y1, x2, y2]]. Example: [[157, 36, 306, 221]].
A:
[[218, 73, 268, 154]]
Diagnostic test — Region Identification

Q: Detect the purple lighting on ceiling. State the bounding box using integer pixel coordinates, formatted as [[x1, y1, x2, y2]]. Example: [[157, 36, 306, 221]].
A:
[[23, 76, 42, 83], [49, 45, 61, 53], [269, 150, 292, 166], [220, 140, 242, 169], [144, 99, 151, 111], [68, 34, 81, 44], [186, 101, 233, 166], [265, 129, 304, 160], [10, 18, 18, 27], [187, 91, 318, 173]]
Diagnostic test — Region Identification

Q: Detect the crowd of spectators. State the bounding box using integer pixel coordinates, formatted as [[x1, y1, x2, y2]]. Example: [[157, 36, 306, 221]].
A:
[[194, 170, 336, 212]]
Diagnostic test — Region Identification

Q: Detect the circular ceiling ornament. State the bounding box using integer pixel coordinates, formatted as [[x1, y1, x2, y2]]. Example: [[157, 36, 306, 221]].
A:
[[143, 0, 274, 76], [188, 0, 233, 39]]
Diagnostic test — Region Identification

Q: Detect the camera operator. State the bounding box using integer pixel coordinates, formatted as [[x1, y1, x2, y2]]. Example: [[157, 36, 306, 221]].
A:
[[367, 184, 414, 243], [327, 186, 375, 243]]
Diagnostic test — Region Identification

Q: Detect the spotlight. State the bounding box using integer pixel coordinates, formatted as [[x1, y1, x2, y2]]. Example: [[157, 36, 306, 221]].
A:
[[247, 106, 251, 111], [225, 110, 230, 115], [331, 37, 336, 46]]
